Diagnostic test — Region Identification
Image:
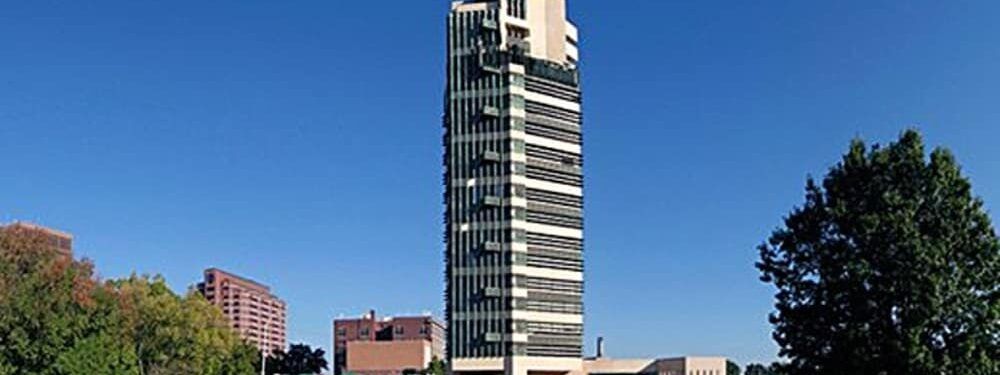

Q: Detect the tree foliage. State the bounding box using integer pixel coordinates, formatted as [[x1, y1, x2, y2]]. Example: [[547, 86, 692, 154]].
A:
[[266, 343, 328, 375], [402, 357, 444, 375], [726, 360, 740, 375], [744, 363, 781, 375], [0, 226, 258, 375], [55, 333, 139, 375], [111, 276, 258, 375], [425, 357, 446, 375], [757, 130, 1000, 375], [0, 226, 113, 375]]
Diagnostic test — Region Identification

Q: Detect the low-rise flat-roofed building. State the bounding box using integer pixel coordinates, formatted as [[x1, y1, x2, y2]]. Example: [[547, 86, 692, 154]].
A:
[[333, 310, 445, 375], [583, 357, 728, 375], [346, 340, 439, 375]]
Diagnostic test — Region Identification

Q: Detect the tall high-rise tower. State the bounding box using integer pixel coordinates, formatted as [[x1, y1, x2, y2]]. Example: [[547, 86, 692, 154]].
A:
[[444, 1, 584, 375]]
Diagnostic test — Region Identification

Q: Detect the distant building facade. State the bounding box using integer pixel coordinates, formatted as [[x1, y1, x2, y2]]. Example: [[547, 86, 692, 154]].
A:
[[197, 268, 287, 353], [333, 310, 445, 375], [583, 357, 729, 375], [1, 221, 73, 257]]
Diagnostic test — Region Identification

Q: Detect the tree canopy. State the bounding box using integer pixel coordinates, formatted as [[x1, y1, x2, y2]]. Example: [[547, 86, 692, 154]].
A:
[[744, 363, 782, 375], [726, 361, 740, 375], [425, 357, 446, 375], [265, 343, 328, 375], [0, 226, 259, 375], [757, 130, 1000, 374], [0, 226, 125, 375]]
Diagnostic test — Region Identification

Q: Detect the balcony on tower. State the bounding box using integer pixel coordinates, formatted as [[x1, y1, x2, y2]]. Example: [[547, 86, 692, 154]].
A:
[[481, 63, 502, 74], [478, 195, 502, 209], [479, 241, 501, 253], [478, 150, 501, 165], [483, 332, 502, 343], [507, 39, 531, 59], [482, 18, 498, 30], [477, 45, 502, 74], [482, 287, 502, 298], [480, 106, 500, 118]]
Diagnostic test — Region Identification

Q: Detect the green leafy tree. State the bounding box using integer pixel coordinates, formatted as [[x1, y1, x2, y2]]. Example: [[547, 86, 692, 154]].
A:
[[266, 343, 328, 375], [425, 357, 446, 375], [744, 363, 777, 375], [55, 334, 139, 375], [54, 283, 142, 375], [726, 361, 740, 375], [223, 343, 260, 375], [0, 226, 122, 375], [0, 224, 256, 375], [757, 130, 1000, 375], [111, 276, 257, 375]]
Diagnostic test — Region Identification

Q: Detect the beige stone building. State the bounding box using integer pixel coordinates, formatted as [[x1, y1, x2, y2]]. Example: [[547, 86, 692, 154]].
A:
[[583, 357, 729, 375]]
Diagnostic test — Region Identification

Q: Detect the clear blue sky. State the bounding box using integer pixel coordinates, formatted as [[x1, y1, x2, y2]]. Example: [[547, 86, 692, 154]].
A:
[[2, 0, 999, 366]]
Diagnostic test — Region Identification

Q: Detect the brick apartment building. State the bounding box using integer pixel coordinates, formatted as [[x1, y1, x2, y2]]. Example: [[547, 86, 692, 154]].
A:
[[1, 221, 73, 257], [197, 268, 287, 353], [333, 310, 444, 375]]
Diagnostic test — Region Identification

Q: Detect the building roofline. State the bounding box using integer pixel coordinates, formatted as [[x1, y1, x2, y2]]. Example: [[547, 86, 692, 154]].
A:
[[333, 311, 445, 327], [204, 267, 275, 294], [452, 0, 496, 11], [3, 221, 73, 239]]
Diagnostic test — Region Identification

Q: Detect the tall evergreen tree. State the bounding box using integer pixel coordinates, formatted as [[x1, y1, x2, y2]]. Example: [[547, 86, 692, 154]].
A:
[[757, 130, 999, 374]]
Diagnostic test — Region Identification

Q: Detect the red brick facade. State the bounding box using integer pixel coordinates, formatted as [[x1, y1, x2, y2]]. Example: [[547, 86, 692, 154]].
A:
[[1, 222, 72, 258], [333, 310, 444, 375], [197, 268, 287, 353]]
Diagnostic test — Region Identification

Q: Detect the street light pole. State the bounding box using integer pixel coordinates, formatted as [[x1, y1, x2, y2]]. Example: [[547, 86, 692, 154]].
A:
[[261, 316, 268, 375]]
